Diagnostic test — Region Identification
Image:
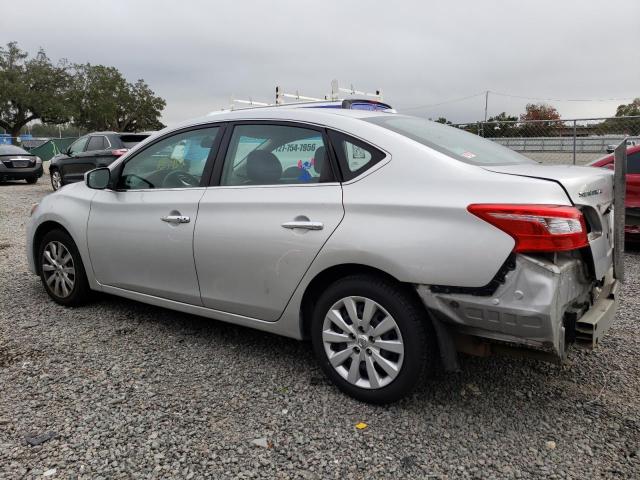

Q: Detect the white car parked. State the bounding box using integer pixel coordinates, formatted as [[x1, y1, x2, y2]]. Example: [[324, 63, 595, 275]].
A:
[[27, 104, 620, 403]]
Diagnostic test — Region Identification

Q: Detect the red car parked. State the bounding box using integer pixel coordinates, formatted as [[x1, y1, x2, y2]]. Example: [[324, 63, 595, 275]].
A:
[[590, 145, 640, 237]]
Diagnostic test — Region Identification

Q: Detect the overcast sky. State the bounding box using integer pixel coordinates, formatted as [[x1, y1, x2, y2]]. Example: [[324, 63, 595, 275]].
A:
[[2, 0, 638, 125]]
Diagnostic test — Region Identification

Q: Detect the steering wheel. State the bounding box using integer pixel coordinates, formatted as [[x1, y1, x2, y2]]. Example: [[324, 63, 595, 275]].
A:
[[123, 174, 154, 189], [162, 170, 200, 188]]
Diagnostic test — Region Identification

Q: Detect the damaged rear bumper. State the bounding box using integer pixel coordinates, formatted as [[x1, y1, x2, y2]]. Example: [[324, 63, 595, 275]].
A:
[[416, 253, 618, 362]]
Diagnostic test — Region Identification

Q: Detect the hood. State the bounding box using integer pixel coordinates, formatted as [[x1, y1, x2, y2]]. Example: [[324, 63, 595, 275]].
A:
[[483, 164, 614, 209]]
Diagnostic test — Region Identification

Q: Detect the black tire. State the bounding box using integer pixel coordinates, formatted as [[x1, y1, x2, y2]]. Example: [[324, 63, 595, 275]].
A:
[[311, 274, 437, 404], [25, 176, 37, 184], [38, 229, 92, 306]]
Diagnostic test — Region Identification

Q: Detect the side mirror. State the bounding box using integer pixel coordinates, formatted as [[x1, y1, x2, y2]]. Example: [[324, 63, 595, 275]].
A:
[[65, 147, 73, 156], [85, 167, 111, 189]]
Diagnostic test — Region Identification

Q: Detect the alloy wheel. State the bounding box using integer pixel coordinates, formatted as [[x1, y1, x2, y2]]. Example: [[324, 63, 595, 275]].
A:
[[322, 296, 404, 389], [51, 171, 62, 190], [41, 241, 75, 298]]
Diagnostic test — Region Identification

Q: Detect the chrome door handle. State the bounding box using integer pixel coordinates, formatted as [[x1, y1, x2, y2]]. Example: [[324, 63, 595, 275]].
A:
[[281, 221, 324, 230], [161, 215, 190, 224]]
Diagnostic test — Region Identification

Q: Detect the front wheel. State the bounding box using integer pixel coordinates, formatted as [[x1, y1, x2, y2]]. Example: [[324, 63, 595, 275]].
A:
[[50, 169, 62, 190], [26, 176, 37, 184], [38, 229, 91, 306], [311, 275, 437, 404]]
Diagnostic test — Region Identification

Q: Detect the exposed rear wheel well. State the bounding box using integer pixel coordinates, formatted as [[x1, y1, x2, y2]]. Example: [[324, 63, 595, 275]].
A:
[[300, 264, 426, 339], [32, 221, 73, 275]]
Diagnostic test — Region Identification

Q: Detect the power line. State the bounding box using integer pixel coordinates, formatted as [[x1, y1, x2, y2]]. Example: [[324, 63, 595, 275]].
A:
[[489, 91, 635, 103], [397, 91, 635, 112], [397, 92, 487, 111]]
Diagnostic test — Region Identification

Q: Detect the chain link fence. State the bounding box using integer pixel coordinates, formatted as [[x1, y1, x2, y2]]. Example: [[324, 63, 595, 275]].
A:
[[452, 116, 640, 165], [0, 135, 51, 149]]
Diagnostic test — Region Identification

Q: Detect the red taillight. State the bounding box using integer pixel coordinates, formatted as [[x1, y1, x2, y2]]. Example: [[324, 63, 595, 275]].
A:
[[467, 204, 589, 253], [111, 148, 128, 156]]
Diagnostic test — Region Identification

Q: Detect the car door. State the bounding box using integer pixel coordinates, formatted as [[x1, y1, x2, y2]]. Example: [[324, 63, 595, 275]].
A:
[[87, 126, 223, 305], [85, 135, 115, 169], [194, 122, 344, 321], [60, 135, 90, 183]]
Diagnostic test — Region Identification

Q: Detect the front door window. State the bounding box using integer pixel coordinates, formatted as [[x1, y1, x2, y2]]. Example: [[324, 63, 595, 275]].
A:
[[118, 127, 220, 189], [68, 137, 88, 155]]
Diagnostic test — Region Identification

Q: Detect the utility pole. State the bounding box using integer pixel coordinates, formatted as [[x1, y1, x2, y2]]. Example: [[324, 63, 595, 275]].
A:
[[480, 90, 489, 137], [484, 90, 489, 123]]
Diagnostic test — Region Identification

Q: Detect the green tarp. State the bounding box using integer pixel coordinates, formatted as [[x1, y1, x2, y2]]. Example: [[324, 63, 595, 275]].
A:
[[29, 138, 77, 161]]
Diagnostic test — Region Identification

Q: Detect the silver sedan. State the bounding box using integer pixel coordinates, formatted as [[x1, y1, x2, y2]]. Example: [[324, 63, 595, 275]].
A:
[[27, 106, 619, 403]]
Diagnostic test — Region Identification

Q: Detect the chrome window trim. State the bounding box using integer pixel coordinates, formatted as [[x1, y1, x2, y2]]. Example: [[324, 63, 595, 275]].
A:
[[204, 182, 342, 191]]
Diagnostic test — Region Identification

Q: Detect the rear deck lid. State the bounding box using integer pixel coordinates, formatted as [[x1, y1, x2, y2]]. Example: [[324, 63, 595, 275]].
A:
[[483, 164, 616, 280], [482, 164, 614, 208]]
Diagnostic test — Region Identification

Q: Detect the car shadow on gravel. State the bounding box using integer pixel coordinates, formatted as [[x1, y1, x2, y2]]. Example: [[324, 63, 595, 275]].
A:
[[55, 288, 610, 412], [20, 271, 635, 417], [89, 292, 313, 360], [625, 241, 640, 254]]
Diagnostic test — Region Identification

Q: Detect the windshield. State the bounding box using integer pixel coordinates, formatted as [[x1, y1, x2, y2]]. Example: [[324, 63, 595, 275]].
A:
[[366, 115, 535, 166]]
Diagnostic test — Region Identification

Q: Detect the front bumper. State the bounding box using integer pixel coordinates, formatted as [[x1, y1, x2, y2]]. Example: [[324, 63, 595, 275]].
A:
[[0, 164, 43, 181], [417, 253, 618, 361]]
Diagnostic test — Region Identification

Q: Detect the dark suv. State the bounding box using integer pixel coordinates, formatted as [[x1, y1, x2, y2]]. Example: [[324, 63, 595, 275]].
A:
[[49, 132, 150, 190]]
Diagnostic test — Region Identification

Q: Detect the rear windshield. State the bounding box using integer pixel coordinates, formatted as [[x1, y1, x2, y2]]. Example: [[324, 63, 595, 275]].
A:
[[119, 134, 149, 149], [0, 145, 30, 156], [366, 115, 535, 166]]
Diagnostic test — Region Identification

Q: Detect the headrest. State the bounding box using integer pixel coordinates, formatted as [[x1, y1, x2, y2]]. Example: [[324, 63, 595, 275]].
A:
[[200, 136, 215, 148], [246, 150, 282, 184], [314, 146, 327, 175]]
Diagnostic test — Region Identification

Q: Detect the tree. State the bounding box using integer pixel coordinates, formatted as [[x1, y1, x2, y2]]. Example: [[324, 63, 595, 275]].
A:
[[0, 42, 72, 137], [122, 79, 166, 132], [596, 98, 640, 136], [520, 103, 561, 122], [615, 98, 640, 117], [519, 103, 562, 136], [483, 112, 518, 138], [434, 117, 452, 125], [72, 64, 165, 132]]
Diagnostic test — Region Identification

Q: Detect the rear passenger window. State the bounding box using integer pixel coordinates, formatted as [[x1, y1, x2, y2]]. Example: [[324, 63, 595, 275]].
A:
[[327, 131, 385, 181], [220, 124, 335, 186]]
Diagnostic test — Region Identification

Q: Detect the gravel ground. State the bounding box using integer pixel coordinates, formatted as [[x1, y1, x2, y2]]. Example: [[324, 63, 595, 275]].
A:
[[1, 175, 639, 479]]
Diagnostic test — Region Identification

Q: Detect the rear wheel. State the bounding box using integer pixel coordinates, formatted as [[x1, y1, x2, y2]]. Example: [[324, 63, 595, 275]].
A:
[[311, 275, 436, 404], [50, 169, 62, 190], [38, 229, 91, 306], [25, 176, 37, 184]]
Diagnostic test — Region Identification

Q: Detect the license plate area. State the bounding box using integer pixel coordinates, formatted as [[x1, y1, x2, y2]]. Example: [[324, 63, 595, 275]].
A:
[[11, 160, 31, 168]]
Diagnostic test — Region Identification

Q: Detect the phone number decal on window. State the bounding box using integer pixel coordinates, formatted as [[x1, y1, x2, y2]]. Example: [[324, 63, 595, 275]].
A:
[[274, 143, 318, 153]]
